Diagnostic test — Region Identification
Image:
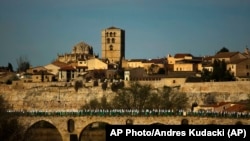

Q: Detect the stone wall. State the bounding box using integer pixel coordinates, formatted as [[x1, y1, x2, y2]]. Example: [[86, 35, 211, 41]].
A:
[[0, 81, 250, 111]]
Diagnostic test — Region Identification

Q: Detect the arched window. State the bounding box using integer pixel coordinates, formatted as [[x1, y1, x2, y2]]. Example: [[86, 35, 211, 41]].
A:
[[106, 32, 109, 37], [112, 38, 115, 43], [107, 38, 110, 43], [109, 45, 113, 50], [110, 32, 113, 37], [113, 32, 116, 37]]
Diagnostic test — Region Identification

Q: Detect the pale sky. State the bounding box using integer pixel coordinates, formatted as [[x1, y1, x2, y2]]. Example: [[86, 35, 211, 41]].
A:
[[1, 0, 250, 70]]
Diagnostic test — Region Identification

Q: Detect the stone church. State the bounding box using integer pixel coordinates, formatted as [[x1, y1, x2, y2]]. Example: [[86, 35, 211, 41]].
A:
[[56, 41, 96, 63], [56, 26, 125, 68]]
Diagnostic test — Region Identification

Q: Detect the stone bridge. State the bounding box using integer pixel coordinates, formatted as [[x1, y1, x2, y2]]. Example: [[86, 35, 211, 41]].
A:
[[17, 114, 250, 141]]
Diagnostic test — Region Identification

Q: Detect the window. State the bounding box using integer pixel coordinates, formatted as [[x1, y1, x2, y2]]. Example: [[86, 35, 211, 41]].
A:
[[110, 32, 113, 37], [109, 45, 113, 50], [107, 38, 110, 43], [112, 38, 115, 43], [106, 32, 109, 37]]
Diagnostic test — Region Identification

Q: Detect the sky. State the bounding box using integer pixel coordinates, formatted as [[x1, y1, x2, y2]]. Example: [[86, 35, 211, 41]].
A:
[[1, 0, 250, 70]]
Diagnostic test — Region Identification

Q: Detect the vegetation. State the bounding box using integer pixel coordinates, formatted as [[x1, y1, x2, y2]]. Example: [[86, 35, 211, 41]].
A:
[[110, 81, 124, 92], [7, 63, 14, 72], [82, 81, 189, 114], [16, 55, 30, 72], [74, 80, 83, 92], [201, 59, 235, 82], [216, 46, 229, 54], [0, 95, 24, 141]]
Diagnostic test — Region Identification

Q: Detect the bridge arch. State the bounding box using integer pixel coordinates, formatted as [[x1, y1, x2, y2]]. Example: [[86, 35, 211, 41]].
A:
[[23, 120, 63, 141], [79, 121, 109, 141]]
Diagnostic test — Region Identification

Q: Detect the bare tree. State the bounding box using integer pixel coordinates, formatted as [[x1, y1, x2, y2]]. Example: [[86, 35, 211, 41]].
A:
[[16, 55, 30, 72]]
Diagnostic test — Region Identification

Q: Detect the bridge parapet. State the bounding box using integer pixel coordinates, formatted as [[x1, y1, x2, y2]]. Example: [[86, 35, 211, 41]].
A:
[[8, 109, 250, 119]]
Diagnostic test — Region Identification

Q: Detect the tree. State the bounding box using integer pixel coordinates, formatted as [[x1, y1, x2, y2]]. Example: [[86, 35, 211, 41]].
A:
[[211, 59, 235, 81], [216, 47, 229, 54], [74, 80, 83, 92], [111, 82, 189, 112], [201, 68, 212, 82], [16, 56, 30, 72], [0, 95, 25, 141], [82, 96, 111, 109], [7, 63, 14, 72], [156, 86, 188, 110], [111, 81, 152, 113]]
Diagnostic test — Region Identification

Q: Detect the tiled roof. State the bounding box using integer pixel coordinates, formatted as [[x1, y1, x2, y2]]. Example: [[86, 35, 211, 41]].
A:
[[224, 104, 246, 112], [52, 61, 68, 67], [59, 65, 76, 71], [174, 53, 193, 58], [33, 70, 54, 75]]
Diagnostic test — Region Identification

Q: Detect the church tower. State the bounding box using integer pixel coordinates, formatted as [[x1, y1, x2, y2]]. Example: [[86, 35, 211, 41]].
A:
[[101, 26, 125, 65]]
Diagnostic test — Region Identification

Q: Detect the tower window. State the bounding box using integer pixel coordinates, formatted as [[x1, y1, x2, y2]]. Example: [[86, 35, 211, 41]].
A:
[[112, 38, 115, 43], [106, 32, 109, 37], [107, 38, 110, 43], [109, 45, 113, 50], [110, 32, 113, 37]]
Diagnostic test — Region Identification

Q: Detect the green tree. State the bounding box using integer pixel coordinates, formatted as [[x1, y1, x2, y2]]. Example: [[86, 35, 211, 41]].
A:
[[211, 59, 235, 81], [7, 63, 14, 72], [201, 68, 212, 82], [216, 47, 229, 54], [74, 80, 83, 92]]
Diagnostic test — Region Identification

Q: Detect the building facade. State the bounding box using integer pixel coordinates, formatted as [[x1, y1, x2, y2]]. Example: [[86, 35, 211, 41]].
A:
[[101, 26, 125, 65], [57, 41, 95, 63]]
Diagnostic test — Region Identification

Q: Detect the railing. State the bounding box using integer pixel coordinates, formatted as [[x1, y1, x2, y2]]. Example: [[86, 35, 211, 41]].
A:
[[5, 109, 250, 119]]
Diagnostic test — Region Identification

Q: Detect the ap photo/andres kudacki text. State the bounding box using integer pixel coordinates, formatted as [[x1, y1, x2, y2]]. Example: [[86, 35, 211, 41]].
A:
[[106, 125, 249, 140]]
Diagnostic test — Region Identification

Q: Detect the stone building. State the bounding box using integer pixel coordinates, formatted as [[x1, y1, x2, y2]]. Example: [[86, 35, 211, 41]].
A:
[[57, 41, 96, 63], [101, 26, 125, 66]]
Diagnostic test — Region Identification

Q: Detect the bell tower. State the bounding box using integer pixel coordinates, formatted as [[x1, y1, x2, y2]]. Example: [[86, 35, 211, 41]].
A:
[[101, 26, 125, 65]]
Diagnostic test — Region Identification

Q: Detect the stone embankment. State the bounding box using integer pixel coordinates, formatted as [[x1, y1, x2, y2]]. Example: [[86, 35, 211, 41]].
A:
[[0, 81, 249, 111]]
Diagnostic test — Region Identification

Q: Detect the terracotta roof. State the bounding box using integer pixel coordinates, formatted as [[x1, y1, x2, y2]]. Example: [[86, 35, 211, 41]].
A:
[[51, 61, 68, 67], [174, 53, 193, 58], [33, 70, 54, 75], [59, 65, 76, 71], [224, 104, 246, 112]]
